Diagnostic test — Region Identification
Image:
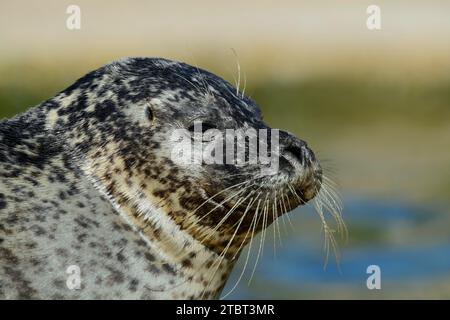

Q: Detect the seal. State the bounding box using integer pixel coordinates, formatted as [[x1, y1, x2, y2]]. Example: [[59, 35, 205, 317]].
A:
[[0, 57, 336, 299]]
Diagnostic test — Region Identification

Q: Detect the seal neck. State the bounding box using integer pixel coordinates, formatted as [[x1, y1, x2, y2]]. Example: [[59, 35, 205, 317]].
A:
[[80, 157, 236, 298]]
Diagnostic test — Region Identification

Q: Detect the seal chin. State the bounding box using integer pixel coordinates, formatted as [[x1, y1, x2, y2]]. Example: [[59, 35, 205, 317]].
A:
[[292, 168, 322, 203]]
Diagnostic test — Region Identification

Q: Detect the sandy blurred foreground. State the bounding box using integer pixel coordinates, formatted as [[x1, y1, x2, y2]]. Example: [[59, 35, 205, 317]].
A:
[[0, 0, 450, 82]]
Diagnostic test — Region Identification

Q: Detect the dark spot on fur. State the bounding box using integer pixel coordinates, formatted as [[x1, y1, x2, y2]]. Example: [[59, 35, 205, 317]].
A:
[[76, 202, 85, 208], [129, 278, 139, 292], [162, 263, 176, 275], [56, 248, 69, 257], [182, 259, 193, 268], [116, 251, 126, 263], [53, 279, 65, 289], [144, 252, 155, 262], [105, 267, 125, 285], [59, 191, 67, 200]]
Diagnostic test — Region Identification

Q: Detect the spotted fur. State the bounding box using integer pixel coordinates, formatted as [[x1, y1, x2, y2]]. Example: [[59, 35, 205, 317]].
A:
[[0, 58, 321, 299]]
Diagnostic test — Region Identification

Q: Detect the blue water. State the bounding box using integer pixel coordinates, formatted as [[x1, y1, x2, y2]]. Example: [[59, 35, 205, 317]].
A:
[[260, 245, 450, 283], [224, 196, 450, 299]]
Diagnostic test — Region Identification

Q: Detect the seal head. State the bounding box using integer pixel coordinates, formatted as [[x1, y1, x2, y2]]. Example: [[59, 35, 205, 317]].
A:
[[0, 57, 324, 299], [51, 58, 322, 256]]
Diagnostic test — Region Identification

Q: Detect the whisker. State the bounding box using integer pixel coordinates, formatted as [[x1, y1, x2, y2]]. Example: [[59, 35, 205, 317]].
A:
[[173, 73, 203, 94], [202, 199, 250, 298], [220, 197, 261, 299], [271, 199, 277, 259], [278, 191, 289, 233], [190, 179, 261, 233], [274, 193, 283, 247], [186, 179, 253, 221], [232, 194, 262, 258], [241, 72, 247, 99], [231, 48, 241, 96], [282, 192, 296, 231], [248, 193, 269, 285], [221, 188, 263, 235], [199, 186, 259, 244]]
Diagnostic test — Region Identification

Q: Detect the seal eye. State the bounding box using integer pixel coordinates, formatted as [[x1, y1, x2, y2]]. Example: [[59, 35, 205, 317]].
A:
[[145, 105, 154, 123], [188, 123, 216, 133]]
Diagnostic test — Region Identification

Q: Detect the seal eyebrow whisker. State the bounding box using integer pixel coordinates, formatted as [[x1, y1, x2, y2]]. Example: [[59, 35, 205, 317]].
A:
[[241, 72, 247, 99], [236, 55, 241, 96], [173, 72, 204, 94], [210, 77, 242, 102], [228, 68, 239, 97], [230, 48, 242, 97], [194, 66, 215, 99]]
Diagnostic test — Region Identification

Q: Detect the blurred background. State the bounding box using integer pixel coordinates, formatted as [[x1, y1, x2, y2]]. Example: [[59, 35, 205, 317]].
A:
[[1, 0, 450, 299]]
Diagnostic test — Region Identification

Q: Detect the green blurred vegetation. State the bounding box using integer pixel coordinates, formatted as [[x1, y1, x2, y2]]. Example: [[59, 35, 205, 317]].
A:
[[252, 78, 450, 129], [3, 73, 450, 127], [1, 66, 450, 202]]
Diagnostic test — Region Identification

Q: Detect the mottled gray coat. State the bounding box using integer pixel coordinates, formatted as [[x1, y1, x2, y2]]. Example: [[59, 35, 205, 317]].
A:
[[0, 58, 321, 299]]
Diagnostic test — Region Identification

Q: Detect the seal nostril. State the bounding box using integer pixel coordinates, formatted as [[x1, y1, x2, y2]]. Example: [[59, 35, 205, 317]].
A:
[[284, 145, 305, 165]]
